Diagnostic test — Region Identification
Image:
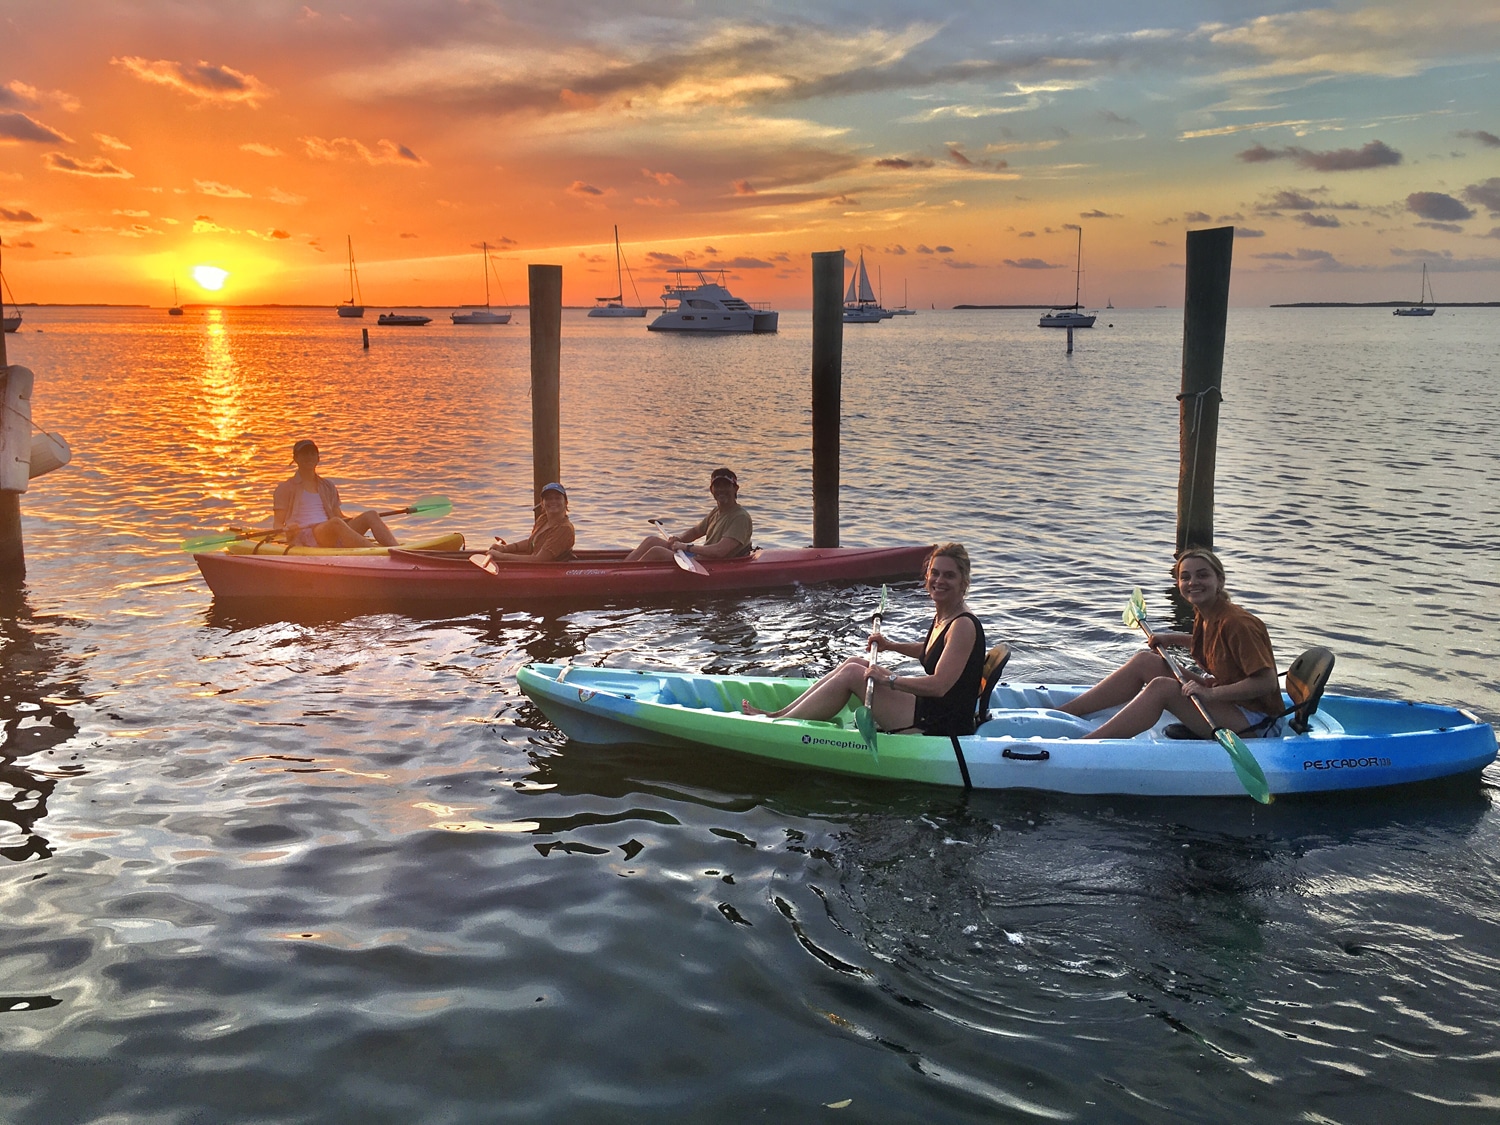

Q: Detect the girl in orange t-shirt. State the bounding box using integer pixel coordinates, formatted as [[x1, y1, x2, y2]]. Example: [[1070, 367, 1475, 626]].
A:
[[1059, 547, 1280, 740]]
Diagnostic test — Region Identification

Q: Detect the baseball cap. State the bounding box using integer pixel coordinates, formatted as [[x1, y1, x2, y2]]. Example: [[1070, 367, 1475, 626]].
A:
[[540, 482, 567, 498], [292, 439, 319, 458], [709, 468, 738, 487]]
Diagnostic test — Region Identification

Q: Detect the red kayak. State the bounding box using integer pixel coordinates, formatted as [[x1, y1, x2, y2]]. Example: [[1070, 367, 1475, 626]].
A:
[[193, 545, 933, 603]]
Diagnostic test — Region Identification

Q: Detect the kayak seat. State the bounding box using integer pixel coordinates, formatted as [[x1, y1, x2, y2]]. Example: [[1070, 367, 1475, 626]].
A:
[[1266, 646, 1337, 735], [975, 644, 1012, 721]]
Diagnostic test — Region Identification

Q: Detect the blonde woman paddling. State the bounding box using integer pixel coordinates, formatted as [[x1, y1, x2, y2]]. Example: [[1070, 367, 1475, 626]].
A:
[[744, 544, 987, 736]]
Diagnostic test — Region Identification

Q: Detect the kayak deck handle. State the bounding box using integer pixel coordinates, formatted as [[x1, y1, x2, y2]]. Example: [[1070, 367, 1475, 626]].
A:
[[1002, 747, 1051, 762]]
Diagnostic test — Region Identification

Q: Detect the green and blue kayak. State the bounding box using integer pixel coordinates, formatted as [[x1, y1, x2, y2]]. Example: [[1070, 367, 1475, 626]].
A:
[[517, 664, 1497, 798]]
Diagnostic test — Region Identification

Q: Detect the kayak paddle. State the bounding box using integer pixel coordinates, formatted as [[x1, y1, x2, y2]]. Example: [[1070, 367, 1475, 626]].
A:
[[181, 494, 452, 551], [853, 584, 889, 754], [1122, 587, 1272, 804], [647, 519, 710, 576]]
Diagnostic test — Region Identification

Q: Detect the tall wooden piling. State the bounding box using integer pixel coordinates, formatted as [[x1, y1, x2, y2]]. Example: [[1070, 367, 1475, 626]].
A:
[[1176, 226, 1234, 554], [0, 322, 21, 581], [529, 264, 562, 503], [811, 250, 844, 547]]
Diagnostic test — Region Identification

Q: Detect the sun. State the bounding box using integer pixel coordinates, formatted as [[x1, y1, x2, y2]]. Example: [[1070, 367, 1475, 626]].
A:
[[192, 265, 230, 291]]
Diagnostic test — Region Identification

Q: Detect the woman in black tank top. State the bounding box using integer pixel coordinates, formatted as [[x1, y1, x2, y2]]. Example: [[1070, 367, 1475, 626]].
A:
[[742, 543, 986, 735]]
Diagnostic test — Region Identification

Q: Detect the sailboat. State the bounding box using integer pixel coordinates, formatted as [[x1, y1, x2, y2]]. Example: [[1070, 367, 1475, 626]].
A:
[[1393, 263, 1436, 316], [451, 242, 512, 324], [337, 236, 364, 318], [588, 226, 647, 317], [891, 279, 916, 315], [1039, 228, 1097, 328], [1, 249, 21, 333], [169, 279, 184, 316], [843, 251, 886, 323]]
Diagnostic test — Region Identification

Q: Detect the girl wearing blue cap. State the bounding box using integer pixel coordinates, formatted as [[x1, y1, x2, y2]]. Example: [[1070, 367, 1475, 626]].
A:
[[487, 482, 576, 564]]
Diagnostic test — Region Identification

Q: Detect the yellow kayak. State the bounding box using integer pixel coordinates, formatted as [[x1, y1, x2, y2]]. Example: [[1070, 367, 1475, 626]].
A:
[[225, 532, 465, 556]]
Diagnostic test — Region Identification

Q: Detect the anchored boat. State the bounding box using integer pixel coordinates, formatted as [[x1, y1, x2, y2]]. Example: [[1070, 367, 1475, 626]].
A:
[[588, 226, 648, 317], [648, 269, 778, 333], [451, 242, 512, 324], [193, 544, 931, 604], [337, 236, 365, 318], [1394, 263, 1436, 316], [1039, 227, 1097, 328], [517, 665, 1497, 798]]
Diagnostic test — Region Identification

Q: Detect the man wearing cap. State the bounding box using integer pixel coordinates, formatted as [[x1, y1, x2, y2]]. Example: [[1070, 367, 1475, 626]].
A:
[[487, 482, 576, 564], [626, 468, 752, 563], [272, 440, 399, 548]]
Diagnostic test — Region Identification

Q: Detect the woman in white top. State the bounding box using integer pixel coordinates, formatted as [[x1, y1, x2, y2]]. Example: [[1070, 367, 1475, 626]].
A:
[[271, 439, 398, 548]]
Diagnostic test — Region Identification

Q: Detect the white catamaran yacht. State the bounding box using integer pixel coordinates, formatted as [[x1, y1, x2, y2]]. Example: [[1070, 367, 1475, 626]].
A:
[[337, 236, 364, 318], [1393, 263, 1436, 316], [452, 242, 512, 324], [1039, 227, 1097, 328], [589, 226, 647, 317], [843, 252, 886, 323], [647, 269, 778, 333]]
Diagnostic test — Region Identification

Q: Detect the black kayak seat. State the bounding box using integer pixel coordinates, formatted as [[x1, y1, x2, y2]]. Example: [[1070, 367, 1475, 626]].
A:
[[1164, 646, 1336, 739]]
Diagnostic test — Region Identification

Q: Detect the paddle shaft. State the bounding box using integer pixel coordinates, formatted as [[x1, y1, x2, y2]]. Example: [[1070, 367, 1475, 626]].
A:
[[1130, 617, 1232, 735], [648, 519, 709, 575], [862, 596, 887, 712]]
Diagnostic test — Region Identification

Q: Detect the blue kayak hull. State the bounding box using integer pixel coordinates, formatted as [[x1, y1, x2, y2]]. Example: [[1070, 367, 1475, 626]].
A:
[[517, 665, 1497, 799]]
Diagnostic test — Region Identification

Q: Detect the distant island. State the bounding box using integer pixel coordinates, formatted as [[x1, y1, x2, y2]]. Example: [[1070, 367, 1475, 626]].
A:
[[1270, 301, 1500, 308]]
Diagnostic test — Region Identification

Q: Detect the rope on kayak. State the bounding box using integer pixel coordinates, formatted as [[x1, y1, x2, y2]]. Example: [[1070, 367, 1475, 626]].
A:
[[947, 735, 973, 790]]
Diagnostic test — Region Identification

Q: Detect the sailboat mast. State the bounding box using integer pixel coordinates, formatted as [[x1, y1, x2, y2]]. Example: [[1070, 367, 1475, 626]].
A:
[[483, 242, 491, 308], [1074, 227, 1082, 309], [614, 225, 623, 302]]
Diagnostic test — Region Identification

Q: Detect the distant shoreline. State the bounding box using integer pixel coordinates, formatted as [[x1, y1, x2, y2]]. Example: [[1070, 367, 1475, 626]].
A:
[[1270, 302, 1500, 308]]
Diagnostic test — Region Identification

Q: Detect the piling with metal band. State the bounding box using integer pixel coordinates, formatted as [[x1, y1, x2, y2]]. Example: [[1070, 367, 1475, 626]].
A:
[[1176, 226, 1234, 554], [529, 264, 562, 505], [811, 250, 843, 548]]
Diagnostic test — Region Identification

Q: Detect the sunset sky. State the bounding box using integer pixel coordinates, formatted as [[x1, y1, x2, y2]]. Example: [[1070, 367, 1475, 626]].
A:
[[2, 1, 1498, 308]]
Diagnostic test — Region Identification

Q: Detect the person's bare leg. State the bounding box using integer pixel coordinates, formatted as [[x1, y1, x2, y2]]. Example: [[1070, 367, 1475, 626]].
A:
[[1059, 649, 1171, 717], [314, 518, 376, 548], [626, 535, 672, 562], [347, 510, 398, 546]]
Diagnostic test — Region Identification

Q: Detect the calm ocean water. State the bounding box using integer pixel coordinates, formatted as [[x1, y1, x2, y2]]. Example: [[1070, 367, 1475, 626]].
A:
[[1, 304, 1497, 1123]]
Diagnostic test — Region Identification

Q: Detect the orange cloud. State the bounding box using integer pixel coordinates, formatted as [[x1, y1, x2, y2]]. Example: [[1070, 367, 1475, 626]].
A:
[[0, 112, 72, 145], [300, 136, 426, 165], [44, 152, 132, 178], [112, 56, 274, 107]]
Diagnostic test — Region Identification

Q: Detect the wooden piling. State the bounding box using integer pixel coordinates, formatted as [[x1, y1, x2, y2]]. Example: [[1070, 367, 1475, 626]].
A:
[[361, 328, 369, 349], [811, 250, 844, 547], [529, 264, 562, 503], [0, 325, 20, 580], [1176, 226, 1235, 554]]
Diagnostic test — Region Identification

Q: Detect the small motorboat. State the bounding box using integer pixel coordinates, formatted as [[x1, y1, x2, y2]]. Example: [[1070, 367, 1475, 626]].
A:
[[378, 313, 432, 326], [648, 269, 778, 333], [193, 544, 932, 604], [517, 664, 1497, 799]]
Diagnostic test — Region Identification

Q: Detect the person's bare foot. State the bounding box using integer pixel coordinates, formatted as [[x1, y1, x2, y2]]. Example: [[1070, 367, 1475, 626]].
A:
[[741, 699, 772, 716]]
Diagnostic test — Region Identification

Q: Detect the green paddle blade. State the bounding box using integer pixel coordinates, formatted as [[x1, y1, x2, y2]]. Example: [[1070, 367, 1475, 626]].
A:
[[1123, 586, 1147, 629], [180, 527, 274, 551], [403, 495, 452, 518], [854, 704, 878, 756], [1214, 728, 1273, 804]]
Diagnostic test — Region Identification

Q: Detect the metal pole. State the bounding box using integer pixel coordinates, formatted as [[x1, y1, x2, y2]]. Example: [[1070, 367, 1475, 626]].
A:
[[529, 264, 562, 504], [811, 250, 844, 547], [1176, 226, 1234, 554]]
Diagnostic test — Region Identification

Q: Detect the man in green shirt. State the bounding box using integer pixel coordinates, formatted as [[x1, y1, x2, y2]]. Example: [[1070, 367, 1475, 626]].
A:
[[626, 467, 753, 563]]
